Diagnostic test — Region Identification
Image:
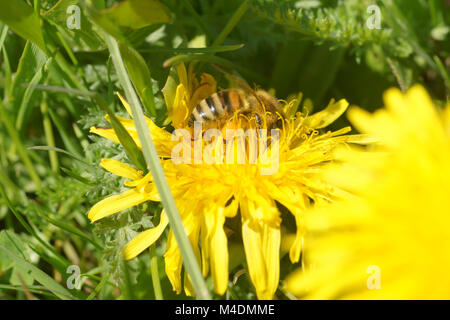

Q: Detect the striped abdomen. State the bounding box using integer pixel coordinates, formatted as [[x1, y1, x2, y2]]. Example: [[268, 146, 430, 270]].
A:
[[188, 90, 246, 127]]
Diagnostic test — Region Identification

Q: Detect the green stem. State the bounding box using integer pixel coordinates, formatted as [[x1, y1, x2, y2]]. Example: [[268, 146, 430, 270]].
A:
[[121, 259, 135, 300], [0, 167, 22, 200], [192, 1, 249, 75], [0, 25, 9, 56], [86, 274, 109, 300], [150, 245, 163, 300], [433, 55, 450, 94], [55, 31, 81, 70], [140, 44, 244, 54], [47, 108, 83, 158], [104, 33, 211, 300], [212, 0, 249, 47], [0, 101, 41, 190], [40, 92, 59, 173], [180, 0, 214, 40], [48, 42, 87, 91]]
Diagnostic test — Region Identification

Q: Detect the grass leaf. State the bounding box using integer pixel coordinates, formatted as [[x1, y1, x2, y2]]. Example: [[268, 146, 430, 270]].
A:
[[0, 245, 76, 300], [0, 0, 47, 53], [101, 0, 171, 29], [94, 95, 147, 172], [119, 44, 156, 116]]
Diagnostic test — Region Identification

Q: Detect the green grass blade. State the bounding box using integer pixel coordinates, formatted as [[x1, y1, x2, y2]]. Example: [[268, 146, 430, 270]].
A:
[[0, 100, 42, 190], [121, 259, 135, 299], [180, 0, 214, 39], [104, 33, 211, 300], [26, 84, 146, 169], [39, 93, 59, 173], [1, 44, 12, 102], [150, 244, 163, 300], [35, 205, 101, 250], [433, 55, 450, 93], [0, 169, 24, 203], [86, 273, 109, 300], [15, 58, 50, 131], [212, 0, 249, 47], [18, 83, 95, 97], [140, 44, 244, 54], [0, 284, 60, 298], [0, 185, 70, 268], [0, 0, 47, 53], [119, 44, 157, 116], [0, 245, 76, 300], [28, 146, 90, 165], [93, 95, 147, 172], [0, 24, 9, 56], [11, 42, 47, 110], [47, 108, 84, 158], [60, 167, 94, 185]]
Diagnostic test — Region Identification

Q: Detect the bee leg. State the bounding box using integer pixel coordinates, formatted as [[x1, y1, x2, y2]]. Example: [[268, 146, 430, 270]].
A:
[[275, 118, 283, 129], [254, 113, 262, 128]]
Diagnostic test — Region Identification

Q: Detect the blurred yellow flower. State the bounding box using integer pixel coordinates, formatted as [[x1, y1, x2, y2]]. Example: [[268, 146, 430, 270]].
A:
[[88, 63, 365, 299], [286, 85, 450, 299]]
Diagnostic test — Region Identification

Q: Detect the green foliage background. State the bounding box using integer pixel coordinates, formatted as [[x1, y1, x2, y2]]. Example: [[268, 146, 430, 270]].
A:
[[0, 0, 448, 300]]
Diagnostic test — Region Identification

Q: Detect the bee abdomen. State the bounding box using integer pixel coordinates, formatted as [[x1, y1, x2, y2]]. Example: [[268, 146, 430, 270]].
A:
[[219, 90, 243, 113], [188, 93, 226, 126]]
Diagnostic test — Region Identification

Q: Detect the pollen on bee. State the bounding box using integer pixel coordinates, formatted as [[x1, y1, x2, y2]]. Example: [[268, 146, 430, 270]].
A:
[[170, 121, 280, 175]]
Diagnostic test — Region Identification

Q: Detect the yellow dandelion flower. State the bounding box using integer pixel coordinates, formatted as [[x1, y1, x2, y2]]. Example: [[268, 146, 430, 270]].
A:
[[88, 63, 364, 299], [286, 85, 450, 299]]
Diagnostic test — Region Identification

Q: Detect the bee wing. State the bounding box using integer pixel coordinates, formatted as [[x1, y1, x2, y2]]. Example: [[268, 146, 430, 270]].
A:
[[211, 65, 256, 95]]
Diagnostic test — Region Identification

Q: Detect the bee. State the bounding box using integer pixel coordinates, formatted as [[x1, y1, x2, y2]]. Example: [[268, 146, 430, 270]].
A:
[[187, 88, 284, 134]]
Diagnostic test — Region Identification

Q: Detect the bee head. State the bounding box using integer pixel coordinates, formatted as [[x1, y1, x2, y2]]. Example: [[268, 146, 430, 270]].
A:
[[255, 90, 279, 113], [254, 90, 284, 129]]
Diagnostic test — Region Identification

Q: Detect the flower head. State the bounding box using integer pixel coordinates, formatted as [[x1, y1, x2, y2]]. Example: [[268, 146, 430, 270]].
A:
[[166, 62, 217, 129], [88, 63, 363, 299], [286, 85, 450, 299]]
